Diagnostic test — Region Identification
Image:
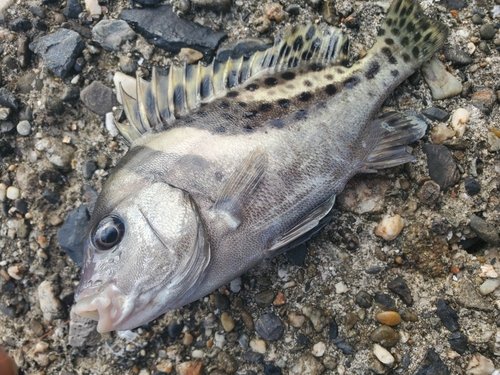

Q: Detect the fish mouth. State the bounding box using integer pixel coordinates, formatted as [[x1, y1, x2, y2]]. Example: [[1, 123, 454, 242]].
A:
[[73, 284, 127, 333]]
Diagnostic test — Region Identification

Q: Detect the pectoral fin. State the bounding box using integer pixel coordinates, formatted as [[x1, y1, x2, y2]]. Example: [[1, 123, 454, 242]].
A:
[[268, 195, 336, 253], [211, 148, 268, 229]]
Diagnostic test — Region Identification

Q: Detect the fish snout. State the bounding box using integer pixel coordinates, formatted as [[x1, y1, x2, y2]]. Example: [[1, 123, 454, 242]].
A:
[[73, 284, 126, 333]]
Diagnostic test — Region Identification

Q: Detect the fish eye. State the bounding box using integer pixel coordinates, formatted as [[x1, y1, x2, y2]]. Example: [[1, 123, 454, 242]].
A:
[[92, 216, 125, 251]]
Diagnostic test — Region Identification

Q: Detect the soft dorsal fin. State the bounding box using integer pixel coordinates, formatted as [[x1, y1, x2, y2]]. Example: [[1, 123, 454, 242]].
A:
[[209, 148, 268, 230], [115, 24, 349, 142]]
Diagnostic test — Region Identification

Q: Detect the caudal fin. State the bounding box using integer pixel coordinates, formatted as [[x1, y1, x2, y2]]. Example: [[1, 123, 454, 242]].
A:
[[376, 0, 448, 68]]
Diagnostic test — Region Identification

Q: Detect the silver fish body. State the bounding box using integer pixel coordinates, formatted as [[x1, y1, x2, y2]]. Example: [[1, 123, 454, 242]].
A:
[[74, 0, 448, 332]]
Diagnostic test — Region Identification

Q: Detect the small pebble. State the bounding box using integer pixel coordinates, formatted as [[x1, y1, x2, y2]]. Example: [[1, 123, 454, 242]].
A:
[[374, 214, 403, 241], [422, 107, 450, 122], [466, 353, 495, 375], [479, 279, 500, 295], [479, 24, 497, 40], [370, 325, 400, 347], [6, 186, 20, 200], [469, 215, 500, 245], [0, 183, 6, 201], [255, 289, 275, 307], [230, 277, 241, 293], [176, 361, 203, 375], [417, 180, 441, 205], [376, 311, 402, 326], [311, 342, 326, 357], [448, 331, 468, 354], [421, 57, 462, 100], [7, 264, 26, 280], [214, 294, 230, 310], [255, 313, 284, 341], [373, 343, 395, 366], [387, 276, 413, 306], [335, 282, 348, 294], [254, 17, 271, 33], [435, 299, 459, 332], [464, 178, 480, 196], [17, 119, 31, 135], [178, 48, 203, 64], [249, 339, 266, 354], [221, 312, 235, 332], [264, 3, 287, 22], [451, 108, 469, 137], [288, 312, 305, 328], [273, 291, 286, 306], [355, 291, 373, 308], [241, 310, 254, 330], [431, 125, 455, 144], [471, 14, 483, 25], [289, 354, 324, 375]]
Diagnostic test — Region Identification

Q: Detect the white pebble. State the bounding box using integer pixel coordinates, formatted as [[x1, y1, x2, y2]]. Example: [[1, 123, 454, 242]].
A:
[[335, 281, 348, 294], [17, 120, 31, 136], [431, 125, 455, 144], [6, 186, 20, 200], [0, 106, 10, 120], [105, 112, 119, 137], [467, 42, 476, 55], [480, 265, 498, 278], [250, 339, 267, 354], [0, 0, 14, 12], [0, 183, 6, 201], [373, 343, 395, 366], [85, 0, 101, 15], [288, 312, 305, 328], [191, 349, 204, 358], [374, 214, 403, 241], [451, 108, 470, 137], [466, 353, 495, 375], [479, 279, 500, 296], [312, 342, 326, 357]]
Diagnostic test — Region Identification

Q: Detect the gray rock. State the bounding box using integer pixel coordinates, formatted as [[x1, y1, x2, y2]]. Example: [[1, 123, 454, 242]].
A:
[[61, 86, 80, 102], [35, 137, 75, 171], [456, 279, 494, 312], [254, 289, 275, 307], [469, 215, 500, 245], [81, 160, 97, 179], [443, 46, 473, 66], [289, 354, 324, 375], [421, 107, 450, 122], [119, 5, 227, 57], [255, 313, 284, 341], [480, 24, 497, 40], [0, 87, 19, 111], [422, 145, 460, 190], [92, 19, 136, 52], [471, 88, 497, 114], [80, 81, 118, 116], [422, 57, 462, 100], [415, 349, 450, 375], [464, 178, 480, 196], [192, 0, 232, 11], [62, 0, 83, 18], [46, 95, 65, 115], [448, 331, 468, 354], [332, 337, 354, 354], [435, 299, 459, 332], [119, 55, 137, 75], [471, 14, 483, 25], [16, 120, 31, 136], [38, 280, 65, 321], [134, 0, 162, 4], [68, 307, 100, 347], [213, 294, 230, 310], [9, 18, 32, 32], [387, 276, 413, 305], [30, 29, 85, 78], [57, 205, 90, 268], [17, 72, 43, 94]]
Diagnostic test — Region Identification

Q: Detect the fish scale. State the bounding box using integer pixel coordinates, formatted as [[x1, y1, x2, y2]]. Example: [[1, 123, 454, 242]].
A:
[[74, 0, 448, 333]]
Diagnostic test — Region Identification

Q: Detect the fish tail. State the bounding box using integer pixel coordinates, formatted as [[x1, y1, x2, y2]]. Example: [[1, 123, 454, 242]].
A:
[[375, 0, 448, 68]]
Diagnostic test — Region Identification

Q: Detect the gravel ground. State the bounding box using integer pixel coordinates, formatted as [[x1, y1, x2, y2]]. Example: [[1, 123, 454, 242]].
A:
[[1, 0, 500, 374]]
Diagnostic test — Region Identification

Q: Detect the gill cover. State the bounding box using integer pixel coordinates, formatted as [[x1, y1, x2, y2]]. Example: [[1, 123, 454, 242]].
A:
[[75, 182, 211, 332]]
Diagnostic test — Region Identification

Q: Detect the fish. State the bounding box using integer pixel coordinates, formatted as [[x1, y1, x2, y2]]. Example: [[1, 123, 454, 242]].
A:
[[73, 0, 448, 333]]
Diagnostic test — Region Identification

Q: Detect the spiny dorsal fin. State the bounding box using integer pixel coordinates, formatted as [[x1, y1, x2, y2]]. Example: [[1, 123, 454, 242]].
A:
[[115, 24, 349, 142]]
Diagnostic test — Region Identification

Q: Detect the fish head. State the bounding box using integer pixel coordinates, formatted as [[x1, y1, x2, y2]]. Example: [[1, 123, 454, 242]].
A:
[[74, 176, 210, 333]]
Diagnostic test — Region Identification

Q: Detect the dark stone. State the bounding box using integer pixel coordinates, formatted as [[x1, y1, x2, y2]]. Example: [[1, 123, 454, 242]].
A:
[[471, 14, 483, 25], [82, 160, 97, 179], [168, 319, 183, 337], [30, 5, 46, 18], [328, 320, 338, 340], [421, 107, 450, 122], [62, 0, 83, 18], [43, 189, 60, 205], [417, 180, 441, 205], [365, 266, 382, 274], [1, 121, 14, 133], [80, 81, 118, 116], [415, 349, 450, 375], [370, 325, 400, 347], [0, 301, 17, 318], [14, 199, 28, 215], [61, 86, 81, 102], [471, 89, 497, 115], [243, 350, 264, 363], [286, 243, 308, 266], [464, 178, 481, 196], [435, 299, 459, 332], [2, 280, 16, 294], [17, 72, 43, 94], [285, 4, 301, 15], [92, 19, 136, 51], [388, 276, 413, 306], [39, 169, 66, 184], [0, 88, 19, 112], [355, 291, 373, 308], [480, 24, 497, 40], [469, 215, 500, 245], [46, 95, 65, 115], [217, 37, 273, 62], [296, 333, 310, 346], [57, 205, 90, 268], [264, 364, 282, 375], [255, 289, 275, 308], [34, 19, 49, 31], [134, 0, 162, 5], [214, 294, 230, 310], [441, 0, 466, 11], [373, 293, 396, 311], [442, 46, 473, 66], [30, 29, 85, 78], [119, 5, 227, 57], [422, 145, 460, 190], [9, 18, 32, 32], [255, 313, 284, 341], [448, 331, 468, 354], [332, 337, 354, 354]]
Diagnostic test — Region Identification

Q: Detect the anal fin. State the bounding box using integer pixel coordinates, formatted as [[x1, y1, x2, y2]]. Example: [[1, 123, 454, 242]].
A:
[[363, 112, 427, 170], [268, 195, 336, 253]]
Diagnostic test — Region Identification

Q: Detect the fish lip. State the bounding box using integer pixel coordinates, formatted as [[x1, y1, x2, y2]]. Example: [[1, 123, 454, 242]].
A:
[[73, 284, 127, 333]]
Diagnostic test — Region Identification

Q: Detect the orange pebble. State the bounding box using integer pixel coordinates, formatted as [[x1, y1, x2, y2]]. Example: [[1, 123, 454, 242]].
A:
[[0, 346, 18, 375]]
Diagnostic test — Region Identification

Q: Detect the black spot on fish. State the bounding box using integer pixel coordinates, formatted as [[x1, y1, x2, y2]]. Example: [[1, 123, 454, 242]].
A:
[[259, 103, 273, 112], [343, 76, 360, 89], [282, 71, 296, 80], [406, 21, 415, 33], [399, 17, 406, 28], [423, 32, 432, 42], [293, 36, 304, 51], [312, 37, 322, 50], [222, 113, 233, 120], [227, 91, 239, 98], [302, 50, 313, 61], [213, 60, 222, 75], [402, 53, 411, 63], [412, 46, 420, 58], [391, 28, 400, 36], [298, 92, 312, 102], [238, 101, 247, 108], [325, 74, 333, 80], [336, 68, 345, 74], [306, 25, 315, 41], [400, 6, 407, 16], [382, 47, 397, 64], [200, 77, 211, 98], [288, 57, 300, 67], [244, 111, 258, 119], [387, 18, 393, 27], [378, 27, 386, 36], [385, 38, 394, 45], [215, 126, 226, 133], [401, 37, 409, 47], [174, 85, 185, 108], [270, 118, 285, 128], [295, 109, 308, 120], [342, 40, 350, 55], [414, 32, 422, 42], [280, 44, 291, 58], [245, 83, 259, 91], [407, 3, 414, 14], [278, 98, 291, 108], [325, 84, 337, 96], [310, 63, 324, 72], [264, 77, 278, 86], [365, 61, 380, 79], [422, 21, 431, 30], [218, 101, 230, 109], [303, 80, 312, 87], [395, 0, 402, 12], [391, 70, 399, 77]]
